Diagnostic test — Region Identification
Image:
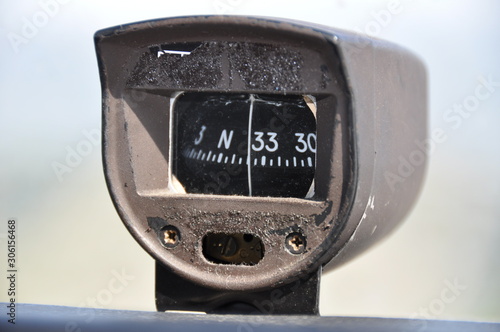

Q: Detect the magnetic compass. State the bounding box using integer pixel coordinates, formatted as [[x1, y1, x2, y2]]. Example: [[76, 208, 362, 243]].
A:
[[96, 15, 427, 314]]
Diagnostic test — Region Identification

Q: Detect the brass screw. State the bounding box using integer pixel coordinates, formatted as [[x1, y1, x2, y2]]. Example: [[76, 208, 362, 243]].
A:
[[285, 232, 306, 254], [164, 229, 178, 245], [160, 225, 180, 248]]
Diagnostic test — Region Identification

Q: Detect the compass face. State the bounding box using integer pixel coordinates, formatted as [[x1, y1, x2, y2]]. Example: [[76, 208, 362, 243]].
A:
[[172, 92, 317, 198]]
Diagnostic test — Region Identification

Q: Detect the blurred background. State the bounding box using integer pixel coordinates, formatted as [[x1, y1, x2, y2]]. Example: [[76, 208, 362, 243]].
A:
[[0, 0, 499, 323]]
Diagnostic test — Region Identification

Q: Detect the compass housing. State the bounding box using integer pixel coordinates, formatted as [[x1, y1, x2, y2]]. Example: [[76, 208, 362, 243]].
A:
[[95, 16, 426, 297]]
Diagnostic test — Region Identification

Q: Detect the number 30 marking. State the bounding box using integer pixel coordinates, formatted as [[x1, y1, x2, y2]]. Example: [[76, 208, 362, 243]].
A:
[[295, 133, 316, 153]]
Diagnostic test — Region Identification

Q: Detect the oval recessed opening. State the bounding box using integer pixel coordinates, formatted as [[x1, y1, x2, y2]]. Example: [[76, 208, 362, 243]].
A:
[[202, 233, 264, 265]]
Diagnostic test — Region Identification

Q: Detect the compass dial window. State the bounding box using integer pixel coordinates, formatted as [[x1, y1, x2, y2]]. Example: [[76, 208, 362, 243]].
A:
[[172, 92, 317, 198]]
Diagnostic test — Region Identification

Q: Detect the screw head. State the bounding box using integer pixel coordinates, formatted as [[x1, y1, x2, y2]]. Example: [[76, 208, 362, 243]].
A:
[[159, 225, 180, 248], [285, 232, 306, 254]]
